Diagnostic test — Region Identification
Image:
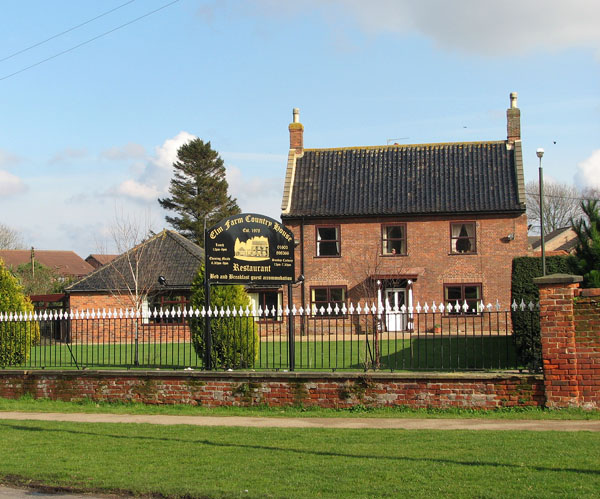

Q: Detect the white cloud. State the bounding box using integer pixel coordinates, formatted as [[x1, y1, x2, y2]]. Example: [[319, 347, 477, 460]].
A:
[[115, 131, 196, 202], [153, 131, 196, 170], [575, 149, 600, 190], [116, 179, 161, 202], [253, 0, 600, 56], [0, 170, 27, 197]]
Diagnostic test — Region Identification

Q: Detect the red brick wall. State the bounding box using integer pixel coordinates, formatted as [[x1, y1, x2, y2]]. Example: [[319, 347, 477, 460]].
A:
[[67, 293, 189, 343], [537, 279, 600, 409], [284, 213, 528, 308], [0, 371, 543, 409], [573, 289, 600, 409]]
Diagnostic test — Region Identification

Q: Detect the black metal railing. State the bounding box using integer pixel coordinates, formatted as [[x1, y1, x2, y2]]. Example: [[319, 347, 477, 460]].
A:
[[0, 306, 536, 371]]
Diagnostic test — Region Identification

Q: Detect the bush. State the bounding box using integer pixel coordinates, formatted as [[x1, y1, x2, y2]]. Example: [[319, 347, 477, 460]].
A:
[[189, 266, 258, 369], [0, 259, 40, 366], [511, 255, 573, 371]]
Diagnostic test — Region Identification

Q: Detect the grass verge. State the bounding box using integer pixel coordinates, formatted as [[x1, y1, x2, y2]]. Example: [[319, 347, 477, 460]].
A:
[[0, 420, 598, 498], [1, 395, 598, 420]]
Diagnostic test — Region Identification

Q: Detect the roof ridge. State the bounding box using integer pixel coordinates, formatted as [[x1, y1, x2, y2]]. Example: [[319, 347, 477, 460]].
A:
[[303, 140, 506, 152]]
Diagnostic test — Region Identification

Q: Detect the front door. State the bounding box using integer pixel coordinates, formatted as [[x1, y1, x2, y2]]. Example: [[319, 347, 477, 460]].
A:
[[385, 288, 407, 332]]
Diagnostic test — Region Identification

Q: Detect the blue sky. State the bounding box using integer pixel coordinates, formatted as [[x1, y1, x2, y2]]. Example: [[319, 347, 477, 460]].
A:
[[1, 0, 599, 257]]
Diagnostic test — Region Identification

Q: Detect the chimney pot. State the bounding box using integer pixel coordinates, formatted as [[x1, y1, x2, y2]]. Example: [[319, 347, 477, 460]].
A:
[[293, 108, 300, 123], [510, 92, 518, 109]]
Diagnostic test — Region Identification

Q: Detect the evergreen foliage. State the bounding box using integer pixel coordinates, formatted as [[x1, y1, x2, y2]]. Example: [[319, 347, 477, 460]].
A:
[[511, 255, 572, 371], [189, 265, 258, 369], [0, 259, 39, 366], [569, 199, 600, 288], [158, 139, 240, 246], [12, 261, 69, 295]]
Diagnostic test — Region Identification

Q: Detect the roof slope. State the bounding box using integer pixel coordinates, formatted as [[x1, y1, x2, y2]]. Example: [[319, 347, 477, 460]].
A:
[[282, 141, 525, 218], [67, 230, 204, 293], [0, 250, 93, 277]]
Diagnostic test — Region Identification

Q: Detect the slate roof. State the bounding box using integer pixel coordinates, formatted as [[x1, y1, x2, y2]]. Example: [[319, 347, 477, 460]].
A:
[[67, 230, 204, 293], [282, 141, 525, 218], [530, 226, 578, 253], [0, 250, 93, 278]]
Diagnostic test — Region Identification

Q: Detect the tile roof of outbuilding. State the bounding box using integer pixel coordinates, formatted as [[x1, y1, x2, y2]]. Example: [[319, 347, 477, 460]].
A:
[[67, 230, 204, 293], [282, 141, 525, 218], [0, 250, 93, 277]]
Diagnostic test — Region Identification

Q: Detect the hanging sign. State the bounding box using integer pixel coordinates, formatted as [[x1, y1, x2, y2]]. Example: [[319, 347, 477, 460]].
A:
[[206, 213, 295, 284]]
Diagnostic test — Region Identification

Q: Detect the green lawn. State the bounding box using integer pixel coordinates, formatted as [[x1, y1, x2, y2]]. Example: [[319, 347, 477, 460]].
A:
[[2, 396, 599, 420], [17, 335, 518, 371], [0, 419, 598, 498]]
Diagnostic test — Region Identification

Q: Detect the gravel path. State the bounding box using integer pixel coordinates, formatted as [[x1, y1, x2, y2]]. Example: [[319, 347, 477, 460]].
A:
[[1, 411, 599, 431]]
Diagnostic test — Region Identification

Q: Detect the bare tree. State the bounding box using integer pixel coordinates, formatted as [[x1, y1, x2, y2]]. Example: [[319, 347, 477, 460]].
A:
[[0, 223, 24, 250], [526, 180, 583, 235], [94, 209, 165, 314]]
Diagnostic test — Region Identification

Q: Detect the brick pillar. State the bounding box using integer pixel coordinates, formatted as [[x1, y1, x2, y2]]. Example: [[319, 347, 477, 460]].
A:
[[506, 91, 520, 145], [289, 108, 303, 154], [534, 274, 582, 408]]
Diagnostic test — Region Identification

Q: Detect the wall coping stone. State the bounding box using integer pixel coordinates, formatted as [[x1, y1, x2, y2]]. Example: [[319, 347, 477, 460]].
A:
[[533, 273, 583, 285], [3, 370, 542, 382]]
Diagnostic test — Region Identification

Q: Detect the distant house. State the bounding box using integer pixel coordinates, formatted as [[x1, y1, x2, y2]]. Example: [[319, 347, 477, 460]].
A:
[[85, 254, 118, 270], [279, 93, 529, 322], [529, 227, 578, 255], [0, 249, 93, 279], [66, 230, 204, 314]]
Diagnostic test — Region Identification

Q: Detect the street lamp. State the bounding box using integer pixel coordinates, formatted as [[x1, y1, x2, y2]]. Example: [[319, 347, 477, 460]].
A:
[[537, 148, 546, 276]]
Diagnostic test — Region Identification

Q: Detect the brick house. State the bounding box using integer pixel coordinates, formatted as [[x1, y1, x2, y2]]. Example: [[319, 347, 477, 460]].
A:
[[0, 249, 93, 279], [279, 93, 528, 326], [65, 230, 203, 342]]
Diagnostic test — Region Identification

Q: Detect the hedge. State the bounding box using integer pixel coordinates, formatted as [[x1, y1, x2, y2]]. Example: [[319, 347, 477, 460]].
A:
[[511, 255, 572, 371]]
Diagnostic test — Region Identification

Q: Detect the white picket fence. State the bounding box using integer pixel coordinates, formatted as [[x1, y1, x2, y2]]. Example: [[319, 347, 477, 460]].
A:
[[0, 299, 539, 322]]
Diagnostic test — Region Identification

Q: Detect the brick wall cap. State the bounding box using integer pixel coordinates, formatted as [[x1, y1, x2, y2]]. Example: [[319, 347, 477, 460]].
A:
[[2, 369, 542, 382], [533, 273, 583, 286]]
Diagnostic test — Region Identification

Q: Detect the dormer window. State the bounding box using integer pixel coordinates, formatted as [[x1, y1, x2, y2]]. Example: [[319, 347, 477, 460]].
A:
[[450, 222, 476, 254]]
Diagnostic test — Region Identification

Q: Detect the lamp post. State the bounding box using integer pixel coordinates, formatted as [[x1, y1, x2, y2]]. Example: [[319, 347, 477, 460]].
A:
[[537, 148, 546, 276]]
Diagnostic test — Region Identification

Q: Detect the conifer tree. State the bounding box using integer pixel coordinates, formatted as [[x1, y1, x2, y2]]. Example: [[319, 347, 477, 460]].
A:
[[570, 199, 600, 288], [0, 259, 39, 365], [158, 139, 240, 246]]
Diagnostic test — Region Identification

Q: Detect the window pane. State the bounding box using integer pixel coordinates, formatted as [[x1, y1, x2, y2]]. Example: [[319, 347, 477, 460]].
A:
[[445, 286, 462, 301], [464, 286, 480, 300], [319, 241, 339, 256], [386, 226, 404, 239], [312, 288, 328, 302], [318, 227, 337, 240], [329, 288, 344, 302]]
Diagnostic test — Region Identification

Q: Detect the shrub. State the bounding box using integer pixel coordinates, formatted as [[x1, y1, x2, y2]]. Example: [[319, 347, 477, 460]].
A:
[[511, 255, 572, 371], [0, 259, 40, 366], [569, 199, 600, 288], [189, 265, 258, 369]]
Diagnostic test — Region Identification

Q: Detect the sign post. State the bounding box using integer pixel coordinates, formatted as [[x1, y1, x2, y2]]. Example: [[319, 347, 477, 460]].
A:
[[205, 213, 296, 369]]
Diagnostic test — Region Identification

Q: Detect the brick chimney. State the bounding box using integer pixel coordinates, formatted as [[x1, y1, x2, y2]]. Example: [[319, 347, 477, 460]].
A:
[[507, 92, 521, 144], [289, 108, 304, 153]]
